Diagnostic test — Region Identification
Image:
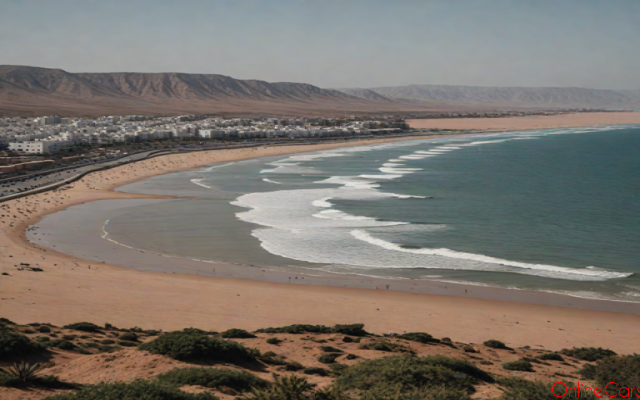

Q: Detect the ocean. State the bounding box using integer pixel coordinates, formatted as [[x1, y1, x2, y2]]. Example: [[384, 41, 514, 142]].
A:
[[105, 125, 640, 303]]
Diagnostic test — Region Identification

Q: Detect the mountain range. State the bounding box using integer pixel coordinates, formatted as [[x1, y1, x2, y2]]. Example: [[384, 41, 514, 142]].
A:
[[1, 65, 638, 117]]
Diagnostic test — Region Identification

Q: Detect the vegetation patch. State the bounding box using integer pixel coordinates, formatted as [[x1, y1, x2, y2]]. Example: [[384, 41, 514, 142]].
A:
[[220, 328, 256, 339], [560, 347, 617, 362], [358, 339, 413, 353], [266, 338, 282, 345], [156, 367, 268, 392], [62, 322, 102, 333], [118, 332, 138, 342], [321, 345, 343, 353], [318, 353, 342, 364], [256, 323, 368, 336], [579, 354, 640, 388], [397, 332, 441, 344], [538, 352, 564, 361], [303, 367, 329, 376], [42, 380, 218, 400], [336, 355, 492, 396], [502, 360, 534, 372], [483, 340, 509, 350], [498, 377, 565, 399], [139, 329, 259, 363], [0, 328, 43, 357]]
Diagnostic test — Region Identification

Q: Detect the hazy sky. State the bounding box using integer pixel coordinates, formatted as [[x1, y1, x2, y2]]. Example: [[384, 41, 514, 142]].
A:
[[1, 0, 639, 89]]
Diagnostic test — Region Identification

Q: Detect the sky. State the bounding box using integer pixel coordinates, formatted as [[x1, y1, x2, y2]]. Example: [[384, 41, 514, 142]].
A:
[[1, 0, 639, 90]]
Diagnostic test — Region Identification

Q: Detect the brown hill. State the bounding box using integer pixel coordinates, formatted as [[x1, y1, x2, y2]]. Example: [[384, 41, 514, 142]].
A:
[[0, 66, 426, 117], [367, 84, 640, 108]]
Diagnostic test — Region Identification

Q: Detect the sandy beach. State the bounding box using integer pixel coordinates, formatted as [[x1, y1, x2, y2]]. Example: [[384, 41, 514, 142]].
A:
[[2, 120, 640, 354], [408, 111, 640, 131]]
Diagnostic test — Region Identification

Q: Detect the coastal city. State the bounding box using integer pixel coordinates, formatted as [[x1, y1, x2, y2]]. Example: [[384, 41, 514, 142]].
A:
[[0, 115, 408, 155], [0, 114, 411, 198]]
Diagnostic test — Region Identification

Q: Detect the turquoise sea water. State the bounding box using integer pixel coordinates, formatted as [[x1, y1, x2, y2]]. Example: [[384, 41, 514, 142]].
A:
[[110, 125, 640, 303]]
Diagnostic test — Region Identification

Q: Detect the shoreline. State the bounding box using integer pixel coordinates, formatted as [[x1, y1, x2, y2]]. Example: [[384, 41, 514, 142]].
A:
[[3, 119, 640, 353], [28, 197, 640, 315]]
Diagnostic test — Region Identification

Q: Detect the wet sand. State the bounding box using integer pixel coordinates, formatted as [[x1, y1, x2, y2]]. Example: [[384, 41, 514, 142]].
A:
[[2, 131, 640, 353]]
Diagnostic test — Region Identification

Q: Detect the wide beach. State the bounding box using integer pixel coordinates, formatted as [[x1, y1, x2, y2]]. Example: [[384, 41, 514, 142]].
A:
[[3, 113, 640, 354]]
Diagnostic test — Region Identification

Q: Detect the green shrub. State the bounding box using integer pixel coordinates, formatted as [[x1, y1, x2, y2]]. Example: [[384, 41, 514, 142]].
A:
[[398, 332, 440, 344], [0, 372, 22, 387], [258, 351, 287, 366], [38, 326, 51, 333], [156, 367, 268, 392], [484, 340, 509, 349], [119, 332, 138, 342], [346, 354, 357, 360], [318, 353, 341, 364], [336, 355, 492, 395], [0, 329, 42, 357], [285, 361, 304, 371], [266, 338, 282, 345], [43, 380, 218, 400], [220, 328, 256, 339], [303, 367, 329, 376], [48, 339, 75, 350], [0, 318, 16, 326], [256, 324, 333, 334], [538, 352, 564, 361], [498, 377, 563, 399], [63, 322, 102, 333], [359, 340, 413, 353], [582, 354, 640, 388], [334, 324, 367, 336], [321, 345, 343, 353], [118, 341, 138, 347], [579, 363, 596, 380], [255, 323, 367, 336], [139, 330, 258, 362], [244, 375, 314, 400], [502, 360, 533, 372], [560, 347, 617, 362], [100, 339, 115, 345]]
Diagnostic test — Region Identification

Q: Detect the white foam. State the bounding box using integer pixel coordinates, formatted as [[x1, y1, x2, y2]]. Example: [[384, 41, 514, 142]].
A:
[[312, 197, 333, 208], [379, 167, 422, 174], [350, 230, 632, 281], [190, 179, 213, 189]]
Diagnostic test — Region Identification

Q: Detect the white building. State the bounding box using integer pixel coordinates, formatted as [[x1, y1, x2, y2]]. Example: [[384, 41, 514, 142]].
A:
[[9, 140, 71, 154]]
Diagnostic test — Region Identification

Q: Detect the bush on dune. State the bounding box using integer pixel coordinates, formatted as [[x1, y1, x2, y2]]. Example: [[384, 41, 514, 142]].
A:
[[62, 322, 102, 333], [579, 354, 640, 388], [221, 328, 257, 339], [255, 323, 368, 336], [497, 377, 565, 400], [397, 332, 441, 344], [156, 367, 268, 392], [139, 329, 259, 362], [560, 347, 617, 362], [502, 360, 534, 372], [537, 352, 564, 361], [335, 355, 492, 395], [43, 380, 218, 400], [0, 328, 43, 357], [483, 340, 509, 350]]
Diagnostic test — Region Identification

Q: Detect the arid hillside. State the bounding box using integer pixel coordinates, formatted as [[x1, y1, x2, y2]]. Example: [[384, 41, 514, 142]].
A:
[[0, 66, 431, 117], [364, 84, 640, 108], [2, 319, 629, 400]]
